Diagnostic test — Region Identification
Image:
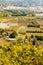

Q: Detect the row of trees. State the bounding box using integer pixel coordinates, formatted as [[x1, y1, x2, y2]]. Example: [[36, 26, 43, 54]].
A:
[[0, 28, 18, 38], [35, 35, 43, 41], [0, 27, 43, 41], [6, 10, 35, 16]]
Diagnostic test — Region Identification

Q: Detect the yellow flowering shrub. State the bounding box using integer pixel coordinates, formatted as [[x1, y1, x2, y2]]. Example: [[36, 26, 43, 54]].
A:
[[0, 41, 43, 65]]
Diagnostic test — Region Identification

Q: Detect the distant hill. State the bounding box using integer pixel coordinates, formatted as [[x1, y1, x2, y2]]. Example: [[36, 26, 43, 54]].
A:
[[0, 0, 43, 7]]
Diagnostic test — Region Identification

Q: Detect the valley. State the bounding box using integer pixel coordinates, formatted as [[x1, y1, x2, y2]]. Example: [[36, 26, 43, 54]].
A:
[[0, 1, 43, 64]]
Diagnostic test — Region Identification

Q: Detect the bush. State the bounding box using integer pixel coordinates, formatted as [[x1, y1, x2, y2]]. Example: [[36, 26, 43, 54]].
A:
[[35, 35, 43, 41], [9, 31, 17, 38], [0, 28, 4, 35], [0, 41, 43, 65], [18, 26, 27, 34]]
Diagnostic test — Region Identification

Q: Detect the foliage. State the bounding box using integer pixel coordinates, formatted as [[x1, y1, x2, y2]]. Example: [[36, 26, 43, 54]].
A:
[[6, 10, 35, 16], [0, 40, 43, 65], [35, 35, 43, 41], [18, 26, 27, 34], [9, 31, 17, 38], [0, 28, 4, 35]]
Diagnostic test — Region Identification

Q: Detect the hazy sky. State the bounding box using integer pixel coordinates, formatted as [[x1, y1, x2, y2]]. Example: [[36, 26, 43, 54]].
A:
[[0, 0, 42, 1]]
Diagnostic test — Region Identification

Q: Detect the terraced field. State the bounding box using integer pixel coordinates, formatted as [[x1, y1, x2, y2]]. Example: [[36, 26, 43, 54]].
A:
[[0, 8, 43, 65]]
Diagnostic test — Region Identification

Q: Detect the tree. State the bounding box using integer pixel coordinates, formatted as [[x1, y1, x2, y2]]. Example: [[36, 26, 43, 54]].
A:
[[9, 31, 17, 38], [0, 28, 4, 35]]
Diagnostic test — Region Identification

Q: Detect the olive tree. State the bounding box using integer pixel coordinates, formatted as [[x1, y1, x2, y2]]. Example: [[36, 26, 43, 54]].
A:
[[9, 31, 17, 38]]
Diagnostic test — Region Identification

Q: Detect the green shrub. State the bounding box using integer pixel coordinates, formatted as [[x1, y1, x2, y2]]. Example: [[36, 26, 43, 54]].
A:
[[0, 41, 43, 65], [9, 31, 17, 38], [18, 26, 27, 34], [35, 35, 43, 41], [0, 28, 4, 35]]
